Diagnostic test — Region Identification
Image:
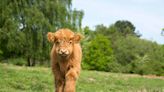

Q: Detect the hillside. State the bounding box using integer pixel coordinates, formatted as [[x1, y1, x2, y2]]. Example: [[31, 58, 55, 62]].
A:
[[0, 63, 163, 92]]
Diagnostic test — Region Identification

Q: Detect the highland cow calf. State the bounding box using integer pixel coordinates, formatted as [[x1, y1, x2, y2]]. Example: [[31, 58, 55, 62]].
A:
[[47, 29, 82, 92]]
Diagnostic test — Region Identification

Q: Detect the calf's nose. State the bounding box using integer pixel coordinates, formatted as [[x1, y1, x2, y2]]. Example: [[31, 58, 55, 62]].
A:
[[59, 49, 69, 55]]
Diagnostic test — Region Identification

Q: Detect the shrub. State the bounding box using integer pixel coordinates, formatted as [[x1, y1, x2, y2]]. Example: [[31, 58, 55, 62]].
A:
[[83, 34, 117, 72], [1, 58, 27, 66]]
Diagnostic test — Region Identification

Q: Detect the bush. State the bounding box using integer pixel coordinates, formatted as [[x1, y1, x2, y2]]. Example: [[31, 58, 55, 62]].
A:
[[83, 34, 117, 72], [1, 58, 27, 66]]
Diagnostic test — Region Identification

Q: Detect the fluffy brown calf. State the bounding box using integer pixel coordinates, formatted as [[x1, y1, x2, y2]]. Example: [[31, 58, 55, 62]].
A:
[[47, 28, 82, 92]]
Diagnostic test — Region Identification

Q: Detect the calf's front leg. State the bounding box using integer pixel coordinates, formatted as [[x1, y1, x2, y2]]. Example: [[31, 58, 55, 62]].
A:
[[55, 77, 64, 92], [64, 69, 78, 92]]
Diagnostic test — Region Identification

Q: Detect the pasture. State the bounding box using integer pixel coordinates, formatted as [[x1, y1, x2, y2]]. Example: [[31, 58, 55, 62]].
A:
[[0, 63, 163, 92]]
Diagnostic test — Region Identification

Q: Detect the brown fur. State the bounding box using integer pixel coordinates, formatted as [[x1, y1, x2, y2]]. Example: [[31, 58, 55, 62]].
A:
[[47, 28, 82, 92]]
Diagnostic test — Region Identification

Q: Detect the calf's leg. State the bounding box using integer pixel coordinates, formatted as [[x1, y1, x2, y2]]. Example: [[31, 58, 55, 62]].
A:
[[64, 69, 78, 92], [55, 77, 64, 92]]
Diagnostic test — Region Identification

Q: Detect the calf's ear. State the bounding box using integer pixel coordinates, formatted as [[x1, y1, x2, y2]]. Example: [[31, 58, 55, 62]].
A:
[[74, 33, 84, 43], [47, 32, 56, 43]]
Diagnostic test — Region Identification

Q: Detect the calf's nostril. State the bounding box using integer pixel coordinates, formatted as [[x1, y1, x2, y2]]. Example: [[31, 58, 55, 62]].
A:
[[61, 49, 66, 53], [59, 49, 68, 55]]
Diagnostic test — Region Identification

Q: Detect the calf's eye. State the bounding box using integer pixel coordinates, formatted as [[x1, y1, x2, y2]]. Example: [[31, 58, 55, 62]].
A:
[[56, 41, 60, 44], [69, 41, 72, 44]]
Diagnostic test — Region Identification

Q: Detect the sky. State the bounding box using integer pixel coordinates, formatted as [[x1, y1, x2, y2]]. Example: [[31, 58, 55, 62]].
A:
[[72, 0, 164, 44]]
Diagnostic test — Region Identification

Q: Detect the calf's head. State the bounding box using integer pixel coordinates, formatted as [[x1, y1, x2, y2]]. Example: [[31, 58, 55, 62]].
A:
[[47, 29, 82, 58]]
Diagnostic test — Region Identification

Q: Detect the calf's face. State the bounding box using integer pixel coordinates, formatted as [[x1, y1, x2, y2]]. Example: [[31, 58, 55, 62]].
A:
[[55, 36, 73, 57], [47, 29, 82, 58]]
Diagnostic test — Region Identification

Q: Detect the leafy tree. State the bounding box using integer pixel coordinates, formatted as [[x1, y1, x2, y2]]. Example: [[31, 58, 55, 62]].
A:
[[83, 34, 118, 72], [114, 20, 140, 37], [0, 0, 84, 66], [82, 22, 163, 75], [94, 24, 108, 35], [129, 54, 151, 75], [83, 26, 95, 41], [113, 35, 164, 75]]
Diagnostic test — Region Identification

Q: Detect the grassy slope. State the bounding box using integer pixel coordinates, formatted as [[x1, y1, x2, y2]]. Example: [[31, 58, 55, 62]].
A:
[[0, 63, 163, 92]]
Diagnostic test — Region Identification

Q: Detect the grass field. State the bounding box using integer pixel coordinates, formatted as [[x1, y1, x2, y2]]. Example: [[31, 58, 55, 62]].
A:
[[0, 63, 163, 92]]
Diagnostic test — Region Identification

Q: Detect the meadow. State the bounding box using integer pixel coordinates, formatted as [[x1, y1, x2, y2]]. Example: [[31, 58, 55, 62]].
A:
[[0, 63, 163, 92]]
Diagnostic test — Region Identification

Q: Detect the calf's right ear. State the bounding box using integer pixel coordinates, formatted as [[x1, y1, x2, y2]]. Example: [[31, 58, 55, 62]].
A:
[[74, 33, 84, 43], [47, 32, 56, 43]]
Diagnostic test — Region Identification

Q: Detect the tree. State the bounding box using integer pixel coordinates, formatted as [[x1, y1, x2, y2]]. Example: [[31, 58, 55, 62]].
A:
[[83, 34, 118, 72], [114, 20, 140, 37], [112, 35, 164, 75], [82, 22, 163, 75], [0, 0, 84, 66]]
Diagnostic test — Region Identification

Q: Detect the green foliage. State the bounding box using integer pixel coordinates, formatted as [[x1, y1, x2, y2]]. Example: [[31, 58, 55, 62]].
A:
[[1, 58, 27, 66], [82, 24, 164, 75], [0, 0, 163, 76], [129, 54, 151, 75], [114, 20, 137, 36], [0, 64, 164, 92], [112, 35, 164, 75], [0, 0, 83, 66], [83, 34, 118, 72]]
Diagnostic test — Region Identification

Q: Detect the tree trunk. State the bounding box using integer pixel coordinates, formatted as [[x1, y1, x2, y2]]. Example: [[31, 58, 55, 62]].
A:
[[31, 58, 36, 66], [27, 57, 31, 66]]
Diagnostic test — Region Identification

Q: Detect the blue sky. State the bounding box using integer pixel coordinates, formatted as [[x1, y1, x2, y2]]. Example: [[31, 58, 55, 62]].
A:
[[72, 0, 164, 44]]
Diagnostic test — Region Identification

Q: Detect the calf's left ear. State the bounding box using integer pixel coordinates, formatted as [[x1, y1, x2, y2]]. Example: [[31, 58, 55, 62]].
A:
[[47, 32, 56, 43], [74, 33, 84, 43]]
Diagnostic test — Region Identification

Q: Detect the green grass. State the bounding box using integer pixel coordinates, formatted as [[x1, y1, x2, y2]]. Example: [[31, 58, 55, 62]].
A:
[[0, 63, 163, 92]]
